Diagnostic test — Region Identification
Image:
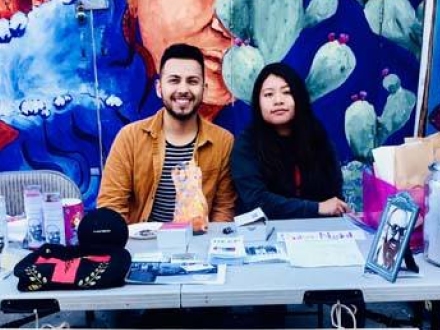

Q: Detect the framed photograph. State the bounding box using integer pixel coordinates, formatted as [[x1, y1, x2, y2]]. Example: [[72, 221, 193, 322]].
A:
[[365, 192, 419, 283]]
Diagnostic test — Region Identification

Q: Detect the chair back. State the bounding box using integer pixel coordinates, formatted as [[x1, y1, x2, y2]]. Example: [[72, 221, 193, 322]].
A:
[[0, 170, 82, 216]]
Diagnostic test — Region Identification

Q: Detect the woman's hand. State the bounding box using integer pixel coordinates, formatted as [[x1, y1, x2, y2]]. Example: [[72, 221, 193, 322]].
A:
[[318, 197, 350, 216]]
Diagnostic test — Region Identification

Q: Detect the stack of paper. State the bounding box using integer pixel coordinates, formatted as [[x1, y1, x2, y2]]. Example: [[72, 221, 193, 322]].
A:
[[208, 236, 246, 265], [244, 243, 287, 264], [125, 261, 226, 285], [234, 207, 268, 241]]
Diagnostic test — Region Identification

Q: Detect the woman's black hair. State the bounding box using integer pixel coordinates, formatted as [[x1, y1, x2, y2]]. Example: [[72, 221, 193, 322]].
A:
[[250, 62, 339, 198]]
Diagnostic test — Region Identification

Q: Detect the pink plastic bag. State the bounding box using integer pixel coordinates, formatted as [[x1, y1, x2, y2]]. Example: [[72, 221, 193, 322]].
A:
[[363, 170, 425, 251]]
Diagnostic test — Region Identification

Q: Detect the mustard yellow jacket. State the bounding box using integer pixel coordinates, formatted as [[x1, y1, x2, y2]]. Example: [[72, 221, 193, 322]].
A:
[[97, 109, 236, 224]]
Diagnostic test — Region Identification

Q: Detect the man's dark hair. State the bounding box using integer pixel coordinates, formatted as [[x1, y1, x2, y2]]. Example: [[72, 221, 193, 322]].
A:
[[159, 43, 205, 75]]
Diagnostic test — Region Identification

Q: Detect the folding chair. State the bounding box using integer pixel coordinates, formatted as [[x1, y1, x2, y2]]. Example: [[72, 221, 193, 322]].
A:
[[0, 170, 82, 216], [0, 170, 86, 327]]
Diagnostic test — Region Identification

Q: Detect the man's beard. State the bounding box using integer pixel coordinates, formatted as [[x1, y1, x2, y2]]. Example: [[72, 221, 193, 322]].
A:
[[383, 238, 400, 268], [164, 100, 200, 122]]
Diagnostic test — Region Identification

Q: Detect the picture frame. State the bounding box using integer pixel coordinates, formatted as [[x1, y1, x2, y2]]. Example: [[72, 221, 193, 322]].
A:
[[365, 192, 419, 283]]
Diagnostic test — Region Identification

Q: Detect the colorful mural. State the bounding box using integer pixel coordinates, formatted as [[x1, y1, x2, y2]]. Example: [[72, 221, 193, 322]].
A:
[[0, 0, 424, 211]]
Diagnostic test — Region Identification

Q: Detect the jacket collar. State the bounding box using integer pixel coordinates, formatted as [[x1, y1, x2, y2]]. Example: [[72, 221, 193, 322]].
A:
[[141, 108, 212, 147]]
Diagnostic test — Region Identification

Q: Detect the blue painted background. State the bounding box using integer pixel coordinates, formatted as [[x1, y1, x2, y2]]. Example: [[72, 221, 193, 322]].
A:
[[0, 0, 424, 211]]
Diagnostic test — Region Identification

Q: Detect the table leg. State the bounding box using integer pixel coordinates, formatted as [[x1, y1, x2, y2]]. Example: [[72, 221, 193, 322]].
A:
[[304, 290, 365, 328], [432, 300, 440, 329]]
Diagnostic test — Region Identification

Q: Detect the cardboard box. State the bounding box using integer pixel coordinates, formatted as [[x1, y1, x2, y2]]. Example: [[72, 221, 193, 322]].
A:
[[157, 222, 192, 250], [42, 192, 66, 245], [234, 208, 268, 242]]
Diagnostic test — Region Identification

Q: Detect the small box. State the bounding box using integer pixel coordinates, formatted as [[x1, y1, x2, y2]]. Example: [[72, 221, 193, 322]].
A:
[[157, 222, 192, 250], [42, 192, 66, 245], [234, 208, 268, 242]]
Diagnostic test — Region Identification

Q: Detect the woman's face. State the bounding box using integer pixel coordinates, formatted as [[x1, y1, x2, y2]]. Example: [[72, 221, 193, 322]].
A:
[[259, 74, 295, 135]]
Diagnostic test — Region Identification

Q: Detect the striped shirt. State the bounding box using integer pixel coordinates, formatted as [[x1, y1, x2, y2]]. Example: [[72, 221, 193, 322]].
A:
[[149, 139, 195, 222]]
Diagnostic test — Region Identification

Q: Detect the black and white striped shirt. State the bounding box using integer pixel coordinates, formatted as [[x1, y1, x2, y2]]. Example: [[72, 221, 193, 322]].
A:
[[149, 140, 195, 222]]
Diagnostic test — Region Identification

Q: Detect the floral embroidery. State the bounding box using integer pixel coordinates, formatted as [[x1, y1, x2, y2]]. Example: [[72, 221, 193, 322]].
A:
[[78, 262, 109, 287], [25, 265, 48, 291]]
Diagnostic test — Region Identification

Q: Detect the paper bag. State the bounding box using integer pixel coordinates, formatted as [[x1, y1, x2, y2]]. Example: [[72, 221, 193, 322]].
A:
[[425, 132, 440, 161], [405, 133, 440, 163], [394, 141, 433, 189], [172, 161, 208, 234]]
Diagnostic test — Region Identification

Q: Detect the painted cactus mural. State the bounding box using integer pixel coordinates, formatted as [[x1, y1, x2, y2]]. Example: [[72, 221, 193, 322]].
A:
[[377, 71, 417, 144], [344, 93, 378, 161], [363, 0, 424, 58], [305, 33, 356, 102], [216, 0, 346, 104], [0, 0, 425, 212], [345, 70, 416, 162], [222, 43, 264, 103]]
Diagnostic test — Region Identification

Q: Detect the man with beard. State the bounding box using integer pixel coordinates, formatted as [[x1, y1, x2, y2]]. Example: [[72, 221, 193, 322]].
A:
[[97, 43, 236, 224], [375, 206, 410, 270]]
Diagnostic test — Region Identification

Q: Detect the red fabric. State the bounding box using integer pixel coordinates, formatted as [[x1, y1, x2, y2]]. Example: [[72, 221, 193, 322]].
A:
[[294, 166, 302, 196], [36, 255, 111, 284]]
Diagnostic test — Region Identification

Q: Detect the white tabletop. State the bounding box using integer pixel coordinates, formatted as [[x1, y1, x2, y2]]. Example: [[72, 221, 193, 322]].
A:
[[182, 217, 440, 308], [0, 276, 180, 310], [3, 217, 440, 312]]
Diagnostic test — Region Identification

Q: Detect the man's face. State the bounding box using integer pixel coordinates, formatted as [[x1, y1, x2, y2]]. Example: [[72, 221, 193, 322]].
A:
[[29, 220, 43, 241], [156, 58, 205, 121], [46, 226, 61, 244], [383, 208, 408, 268], [136, 0, 233, 112]]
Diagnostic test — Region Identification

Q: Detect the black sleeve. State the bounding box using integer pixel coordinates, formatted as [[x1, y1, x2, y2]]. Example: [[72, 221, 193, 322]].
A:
[[231, 130, 319, 219]]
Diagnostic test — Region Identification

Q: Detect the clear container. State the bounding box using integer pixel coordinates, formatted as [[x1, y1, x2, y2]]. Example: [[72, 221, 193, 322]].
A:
[[424, 162, 440, 266]]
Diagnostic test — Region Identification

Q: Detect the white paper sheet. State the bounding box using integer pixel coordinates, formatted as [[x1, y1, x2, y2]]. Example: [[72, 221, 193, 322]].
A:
[[285, 238, 365, 267], [132, 252, 168, 262], [372, 146, 396, 185], [277, 230, 366, 242], [209, 236, 246, 259]]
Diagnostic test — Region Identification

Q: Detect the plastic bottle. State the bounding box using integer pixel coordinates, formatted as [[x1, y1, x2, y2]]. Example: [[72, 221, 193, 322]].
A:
[[424, 162, 440, 266]]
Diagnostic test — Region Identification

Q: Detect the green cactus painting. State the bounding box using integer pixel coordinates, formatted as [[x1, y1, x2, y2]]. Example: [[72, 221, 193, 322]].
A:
[[345, 70, 416, 163], [215, 0, 348, 104]]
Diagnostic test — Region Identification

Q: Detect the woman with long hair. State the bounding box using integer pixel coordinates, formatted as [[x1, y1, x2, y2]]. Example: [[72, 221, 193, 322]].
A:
[[231, 62, 349, 219]]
